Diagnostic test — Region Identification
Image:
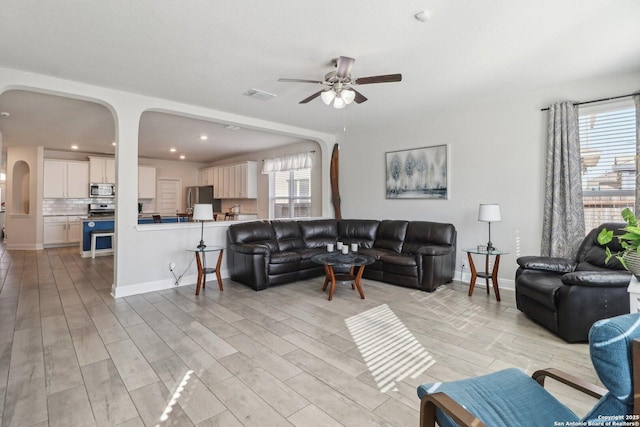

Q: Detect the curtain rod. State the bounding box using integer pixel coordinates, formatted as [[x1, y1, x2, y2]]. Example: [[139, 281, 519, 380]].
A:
[[540, 92, 638, 111]]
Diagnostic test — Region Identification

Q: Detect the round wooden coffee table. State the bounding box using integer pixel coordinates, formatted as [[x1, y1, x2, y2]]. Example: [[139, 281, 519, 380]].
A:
[[311, 252, 375, 300]]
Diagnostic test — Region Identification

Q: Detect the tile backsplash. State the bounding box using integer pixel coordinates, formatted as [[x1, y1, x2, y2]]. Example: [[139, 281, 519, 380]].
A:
[[43, 198, 114, 216]]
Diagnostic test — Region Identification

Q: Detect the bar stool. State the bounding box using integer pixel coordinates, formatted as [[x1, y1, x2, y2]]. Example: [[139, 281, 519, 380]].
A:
[[91, 229, 114, 258]]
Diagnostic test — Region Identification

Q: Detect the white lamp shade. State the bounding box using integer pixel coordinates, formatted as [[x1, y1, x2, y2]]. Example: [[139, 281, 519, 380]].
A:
[[341, 89, 356, 105], [192, 204, 213, 221], [320, 90, 335, 105], [478, 204, 502, 222], [333, 95, 346, 109]]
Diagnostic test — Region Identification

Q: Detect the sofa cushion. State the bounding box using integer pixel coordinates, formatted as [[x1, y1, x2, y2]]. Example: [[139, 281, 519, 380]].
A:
[[373, 220, 408, 253], [272, 220, 305, 252], [360, 247, 397, 260], [379, 253, 417, 266], [299, 219, 338, 248], [299, 247, 327, 260], [227, 221, 278, 251], [575, 222, 626, 270], [269, 251, 302, 264], [338, 219, 379, 248], [403, 221, 456, 250]]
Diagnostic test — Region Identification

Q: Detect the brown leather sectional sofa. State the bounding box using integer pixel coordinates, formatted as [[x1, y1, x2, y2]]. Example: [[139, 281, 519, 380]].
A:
[[226, 218, 457, 292]]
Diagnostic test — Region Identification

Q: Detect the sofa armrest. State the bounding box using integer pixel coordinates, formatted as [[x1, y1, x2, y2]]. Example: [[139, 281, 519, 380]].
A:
[[561, 270, 631, 287], [516, 256, 576, 273], [229, 243, 270, 255]]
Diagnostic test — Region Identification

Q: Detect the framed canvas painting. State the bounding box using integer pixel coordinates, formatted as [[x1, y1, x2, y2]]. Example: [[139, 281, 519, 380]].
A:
[[385, 144, 448, 199]]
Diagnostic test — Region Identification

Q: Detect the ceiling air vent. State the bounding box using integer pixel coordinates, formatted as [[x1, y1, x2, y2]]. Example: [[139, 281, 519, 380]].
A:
[[243, 88, 276, 101]]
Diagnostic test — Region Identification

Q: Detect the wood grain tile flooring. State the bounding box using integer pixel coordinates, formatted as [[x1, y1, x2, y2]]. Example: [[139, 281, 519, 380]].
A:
[[0, 246, 598, 426]]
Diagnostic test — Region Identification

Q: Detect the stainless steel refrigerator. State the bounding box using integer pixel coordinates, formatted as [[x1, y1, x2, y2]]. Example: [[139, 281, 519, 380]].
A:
[[185, 186, 221, 212]]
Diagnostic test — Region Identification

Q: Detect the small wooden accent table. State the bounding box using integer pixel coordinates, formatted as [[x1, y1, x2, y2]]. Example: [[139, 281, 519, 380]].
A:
[[186, 246, 224, 295], [463, 248, 508, 302], [311, 252, 374, 301]]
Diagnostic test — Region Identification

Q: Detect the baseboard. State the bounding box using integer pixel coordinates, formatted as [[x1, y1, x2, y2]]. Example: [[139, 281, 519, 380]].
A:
[[457, 269, 515, 291], [111, 268, 229, 298], [81, 249, 114, 258], [6, 243, 44, 250]]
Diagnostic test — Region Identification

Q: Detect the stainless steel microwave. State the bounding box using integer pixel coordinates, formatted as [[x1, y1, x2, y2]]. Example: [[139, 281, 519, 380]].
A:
[[89, 183, 115, 198]]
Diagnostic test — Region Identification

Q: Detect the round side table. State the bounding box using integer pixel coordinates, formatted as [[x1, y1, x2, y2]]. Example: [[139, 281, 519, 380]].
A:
[[462, 248, 508, 301]]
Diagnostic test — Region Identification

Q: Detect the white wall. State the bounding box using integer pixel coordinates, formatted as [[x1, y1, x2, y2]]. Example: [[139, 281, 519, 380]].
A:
[[0, 66, 335, 297], [339, 71, 640, 289]]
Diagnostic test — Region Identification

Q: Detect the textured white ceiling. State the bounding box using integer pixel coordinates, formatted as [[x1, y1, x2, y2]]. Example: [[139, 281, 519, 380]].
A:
[[0, 0, 638, 160]]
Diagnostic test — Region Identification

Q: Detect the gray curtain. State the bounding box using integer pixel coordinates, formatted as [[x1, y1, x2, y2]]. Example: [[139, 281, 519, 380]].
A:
[[541, 101, 585, 258], [635, 94, 640, 215]]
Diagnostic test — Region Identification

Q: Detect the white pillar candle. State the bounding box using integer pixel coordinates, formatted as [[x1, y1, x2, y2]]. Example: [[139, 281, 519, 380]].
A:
[[350, 243, 358, 252], [341, 246, 348, 254], [336, 241, 343, 250], [327, 243, 334, 252]]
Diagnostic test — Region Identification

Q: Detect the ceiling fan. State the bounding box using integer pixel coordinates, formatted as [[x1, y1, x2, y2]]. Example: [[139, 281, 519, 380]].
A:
[[278, 56, 402, 108]]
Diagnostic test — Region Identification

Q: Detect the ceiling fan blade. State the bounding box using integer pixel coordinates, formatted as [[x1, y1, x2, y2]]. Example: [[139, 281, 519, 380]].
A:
[[351, 88, 368, 104], [278, 78, 325, 84], [335, 56, 355, 79], [299, 90, 323, 104], [354, 73, 402, 85]]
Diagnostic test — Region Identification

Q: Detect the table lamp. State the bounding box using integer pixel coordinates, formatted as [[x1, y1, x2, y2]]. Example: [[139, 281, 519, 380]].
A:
[[193, 204, 214, 249], [478, 204, 501, 252]]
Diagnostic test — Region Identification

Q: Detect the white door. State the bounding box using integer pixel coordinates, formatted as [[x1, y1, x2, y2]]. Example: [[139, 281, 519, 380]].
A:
[[157, 179, 181, 215]]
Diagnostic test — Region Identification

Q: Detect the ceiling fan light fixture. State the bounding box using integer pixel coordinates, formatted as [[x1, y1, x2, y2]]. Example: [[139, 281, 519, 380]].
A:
[[341, 89, 356, 105], [333, 96, 346, 109], [320, 90, 335, 105]]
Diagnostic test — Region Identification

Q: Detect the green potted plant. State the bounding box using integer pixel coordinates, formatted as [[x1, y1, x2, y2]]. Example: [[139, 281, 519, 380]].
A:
[[597, 207, 640, 276]]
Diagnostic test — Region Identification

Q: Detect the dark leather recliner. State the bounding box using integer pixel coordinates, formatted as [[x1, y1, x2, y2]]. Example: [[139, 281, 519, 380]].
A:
[[515, 223, 631, 342]]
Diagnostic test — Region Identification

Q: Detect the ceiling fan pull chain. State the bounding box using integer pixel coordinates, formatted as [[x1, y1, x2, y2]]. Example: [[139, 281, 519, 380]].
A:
[[343, 109, 347, 132]]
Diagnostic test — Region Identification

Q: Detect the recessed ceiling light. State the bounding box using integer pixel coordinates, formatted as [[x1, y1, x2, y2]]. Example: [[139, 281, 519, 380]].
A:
[[0, 112, 10, 118], [200, 135, 208, 140], [112, 142, 116, 146], [179, 155, 186, 160], [169, 148, 177, 153], [71, 144, 79, 150]]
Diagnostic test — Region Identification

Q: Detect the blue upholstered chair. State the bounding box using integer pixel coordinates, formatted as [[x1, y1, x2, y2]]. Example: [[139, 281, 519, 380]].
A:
[[417, 313, 640, 427]]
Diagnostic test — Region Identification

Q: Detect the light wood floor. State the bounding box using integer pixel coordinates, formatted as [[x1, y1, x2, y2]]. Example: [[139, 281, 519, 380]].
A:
[[0, 245, 598, 426]]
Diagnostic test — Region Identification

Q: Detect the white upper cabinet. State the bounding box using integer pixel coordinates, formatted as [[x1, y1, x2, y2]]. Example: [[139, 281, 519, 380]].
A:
[[138, 166, 157, 199], [89, 156, 116, 183], [203, 161, 257, 199], [67, 161, 90, 198], [198, 168, 215, 186], [43, 159, 89, 199]]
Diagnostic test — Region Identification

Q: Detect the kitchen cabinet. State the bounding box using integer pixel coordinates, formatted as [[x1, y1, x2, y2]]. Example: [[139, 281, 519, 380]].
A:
[[43, 216, 82, 245], [198, 167, 215, 186], [138, 166, 157, 199], [43, 159, 89, 198], [204, 161, 257, 199], [89, 157, 116, 183]]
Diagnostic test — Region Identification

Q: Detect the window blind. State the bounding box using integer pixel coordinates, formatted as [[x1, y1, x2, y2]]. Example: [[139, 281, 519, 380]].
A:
[[579, 100, 636, 232], [272, 168, 311, 219]]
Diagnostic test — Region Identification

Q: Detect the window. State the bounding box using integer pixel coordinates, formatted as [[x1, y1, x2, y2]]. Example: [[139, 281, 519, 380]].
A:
[[271, 168, 311, 219], [579, 99, 637, 232]]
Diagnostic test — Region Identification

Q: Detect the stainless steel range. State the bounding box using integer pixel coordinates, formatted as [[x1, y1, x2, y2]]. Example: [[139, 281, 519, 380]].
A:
[[88, 202, 115, 217]]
